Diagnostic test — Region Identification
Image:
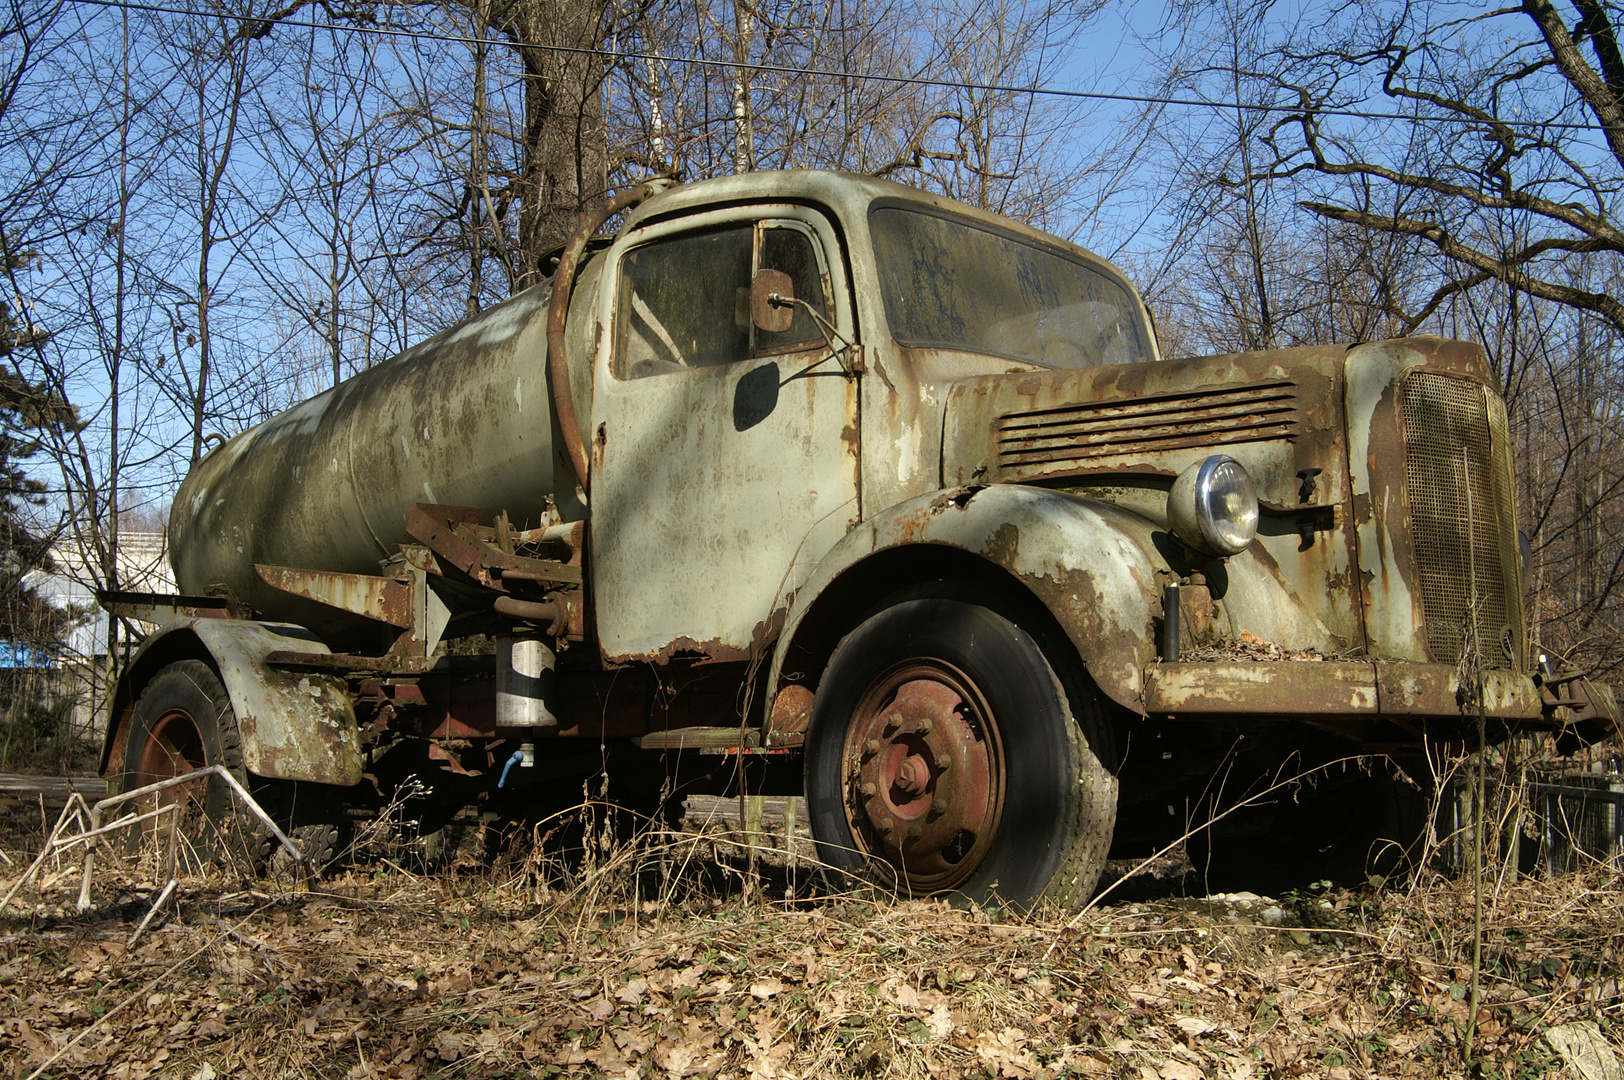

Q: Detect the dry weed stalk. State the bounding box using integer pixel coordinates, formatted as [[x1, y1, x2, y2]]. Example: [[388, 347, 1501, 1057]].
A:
[[2, 762, 1621, 1078]]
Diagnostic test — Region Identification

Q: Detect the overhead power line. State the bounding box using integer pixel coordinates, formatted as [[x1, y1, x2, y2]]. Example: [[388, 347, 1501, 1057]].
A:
[[69, 0, 1611, 133]]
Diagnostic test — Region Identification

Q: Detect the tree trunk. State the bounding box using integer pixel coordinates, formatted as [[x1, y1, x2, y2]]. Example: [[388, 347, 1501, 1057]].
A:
[[498, 0, 609, 290]]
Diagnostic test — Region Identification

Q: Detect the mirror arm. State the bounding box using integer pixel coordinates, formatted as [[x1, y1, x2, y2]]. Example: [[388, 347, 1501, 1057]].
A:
[[769, 293, 860, 379]]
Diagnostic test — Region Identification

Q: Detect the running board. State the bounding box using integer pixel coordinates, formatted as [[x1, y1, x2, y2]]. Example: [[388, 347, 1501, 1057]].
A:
[[636, 727, 762, 752]]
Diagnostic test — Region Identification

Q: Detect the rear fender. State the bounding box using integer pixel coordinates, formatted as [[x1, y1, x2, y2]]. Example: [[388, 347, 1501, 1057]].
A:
[[100, 619, 362, 788]]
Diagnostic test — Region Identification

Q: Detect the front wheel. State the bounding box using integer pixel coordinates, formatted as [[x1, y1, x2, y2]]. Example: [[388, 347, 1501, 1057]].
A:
[[805, 598, 1117, 907]]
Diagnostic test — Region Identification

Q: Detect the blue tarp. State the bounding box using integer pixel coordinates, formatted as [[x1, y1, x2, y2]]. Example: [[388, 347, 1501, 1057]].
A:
[[0, 641, 56, 668]]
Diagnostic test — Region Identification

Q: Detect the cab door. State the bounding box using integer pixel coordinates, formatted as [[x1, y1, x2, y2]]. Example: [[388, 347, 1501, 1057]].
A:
[[589, 205, 859, 663]]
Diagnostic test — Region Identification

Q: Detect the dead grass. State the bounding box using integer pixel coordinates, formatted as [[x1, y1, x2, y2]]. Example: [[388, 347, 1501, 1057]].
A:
[[0, 798, 1620, 1080]]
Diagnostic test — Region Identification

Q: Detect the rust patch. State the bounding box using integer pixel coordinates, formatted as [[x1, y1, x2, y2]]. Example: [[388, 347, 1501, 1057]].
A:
[[1180, 577, 1215, 644], [97, 590, 237, 623], [617, 603, 789, 668], [751, 607, 788, 654], [982, 522, 1020, 566], [641, 636, 754, 666], [266, 651, 438, 675], [255, 565, 413, 627], [102, 708, 131, 782], [927, 485, 981, 512], [767, 683, 815, 742], [1042, 561, 1155, 708], [893, 506, 934, 546]]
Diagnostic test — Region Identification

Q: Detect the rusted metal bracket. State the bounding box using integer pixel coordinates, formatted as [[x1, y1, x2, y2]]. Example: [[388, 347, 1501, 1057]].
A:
[[405, 504, 492, 587], [255, 565, 414, 627], [405, 504, 581, 589], [1541, 671, 1597, 710], [265, 651, 439, 675], [98, 590, 237, 623], [401, 503, 586, 643], [1539, 673, 1621, 745], [493, 593, 580, 638], [455, 526, 581, 585]]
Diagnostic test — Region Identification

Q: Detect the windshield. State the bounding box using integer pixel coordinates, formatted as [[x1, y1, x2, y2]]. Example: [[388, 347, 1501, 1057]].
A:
[[870, 204, 1151, 369]]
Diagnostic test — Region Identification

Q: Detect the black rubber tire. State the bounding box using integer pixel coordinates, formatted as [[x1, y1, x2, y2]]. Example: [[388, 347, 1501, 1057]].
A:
[[121, 659, 269, 866], [281, 784, 352, 872], [805, 597, 1117, 908]]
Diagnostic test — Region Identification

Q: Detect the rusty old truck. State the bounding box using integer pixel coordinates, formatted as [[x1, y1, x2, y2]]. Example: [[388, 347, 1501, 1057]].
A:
[[98, 170, 1619, 901]]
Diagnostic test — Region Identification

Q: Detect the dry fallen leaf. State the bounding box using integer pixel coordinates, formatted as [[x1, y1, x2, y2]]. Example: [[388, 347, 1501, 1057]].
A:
[[972, 1027, 1039, 1079], [1159, 1062, 1205, 1080], [1174, 1015, 1217, 1038], [749, 977, 785, 1000]]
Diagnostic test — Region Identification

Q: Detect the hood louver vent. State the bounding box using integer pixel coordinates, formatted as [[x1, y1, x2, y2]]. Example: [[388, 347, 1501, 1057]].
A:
[[996, 380, 1302, 475]]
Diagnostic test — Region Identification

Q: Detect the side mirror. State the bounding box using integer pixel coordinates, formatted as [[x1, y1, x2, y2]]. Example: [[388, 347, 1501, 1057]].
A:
[[750, 268, 795, 334]]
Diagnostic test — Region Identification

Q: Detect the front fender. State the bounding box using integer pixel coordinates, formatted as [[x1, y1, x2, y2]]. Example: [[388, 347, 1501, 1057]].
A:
[[101, 619, 362, 787], [768, 485, 1169, 716]]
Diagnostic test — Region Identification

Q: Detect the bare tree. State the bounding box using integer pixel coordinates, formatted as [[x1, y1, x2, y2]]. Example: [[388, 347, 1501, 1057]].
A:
[[1197, 0, 1624, 335]]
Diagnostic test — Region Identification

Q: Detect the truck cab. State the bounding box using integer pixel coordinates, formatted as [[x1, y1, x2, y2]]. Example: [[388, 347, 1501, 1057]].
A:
[[100, 171, 1618, 902]]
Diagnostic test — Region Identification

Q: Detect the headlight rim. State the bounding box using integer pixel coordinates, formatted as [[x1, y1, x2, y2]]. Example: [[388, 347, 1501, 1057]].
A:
[[1169, 453, 1259, 558]]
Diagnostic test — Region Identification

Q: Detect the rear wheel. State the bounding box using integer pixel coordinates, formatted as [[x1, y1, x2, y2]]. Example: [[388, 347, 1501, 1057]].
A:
[[123, 660, 347, 871], [123, 660, 265, 863], [805, 597, 1117, 907]]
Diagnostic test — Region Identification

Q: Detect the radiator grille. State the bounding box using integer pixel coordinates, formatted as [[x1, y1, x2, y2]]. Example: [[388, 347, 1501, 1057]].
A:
[[997, 381, 1300, 474], [1399, 373, 1523, 668]]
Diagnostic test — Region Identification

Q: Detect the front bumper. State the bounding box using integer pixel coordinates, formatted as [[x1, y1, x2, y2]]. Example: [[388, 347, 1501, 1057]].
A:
[[1145, 660, 1618, 732]]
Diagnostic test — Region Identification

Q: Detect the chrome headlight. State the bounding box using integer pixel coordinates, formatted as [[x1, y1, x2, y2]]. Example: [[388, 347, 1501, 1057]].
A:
[[1168, 454, 1259, 557]]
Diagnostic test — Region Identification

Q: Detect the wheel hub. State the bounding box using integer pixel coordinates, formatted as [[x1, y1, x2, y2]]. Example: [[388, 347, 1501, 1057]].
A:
[[135, 709, 208, 811], [844, 661, 1004, 893]]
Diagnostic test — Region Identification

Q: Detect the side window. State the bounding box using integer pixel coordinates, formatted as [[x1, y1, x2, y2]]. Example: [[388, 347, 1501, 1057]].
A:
[[757, 226, 829, 355], [617, 226, 752, 378], [616, 219, 835, 378]]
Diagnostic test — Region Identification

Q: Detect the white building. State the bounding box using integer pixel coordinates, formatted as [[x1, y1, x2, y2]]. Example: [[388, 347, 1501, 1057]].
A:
[[14, 531, 175, 740]]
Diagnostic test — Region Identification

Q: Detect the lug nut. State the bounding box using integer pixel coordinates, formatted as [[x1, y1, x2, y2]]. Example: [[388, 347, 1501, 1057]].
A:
[[865, 738, 882, 755], [896, 754, 929, 795], [860, 781, 877, 796], [918, 717, 934, 734], [882, 712, 902, 735], [904, 824, 923, 842], [930, 798, 947, 818]]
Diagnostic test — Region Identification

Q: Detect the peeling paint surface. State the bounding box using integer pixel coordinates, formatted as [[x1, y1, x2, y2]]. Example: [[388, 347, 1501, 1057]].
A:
[[770, 484, 1171, 713], [169, 280, 577, 633], [590, 205, 859, 664], [162, 619, 362, 785], [1145, 660, 1544, 720]]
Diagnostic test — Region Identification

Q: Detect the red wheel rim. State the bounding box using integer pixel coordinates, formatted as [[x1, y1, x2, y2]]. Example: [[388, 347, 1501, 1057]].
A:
[[134, 709, 207, 810], [841, 661, 1005, 894]]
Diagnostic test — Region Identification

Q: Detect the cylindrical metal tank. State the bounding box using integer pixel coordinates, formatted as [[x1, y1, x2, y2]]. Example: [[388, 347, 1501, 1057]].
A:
[[170, 278, 585, 626]]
